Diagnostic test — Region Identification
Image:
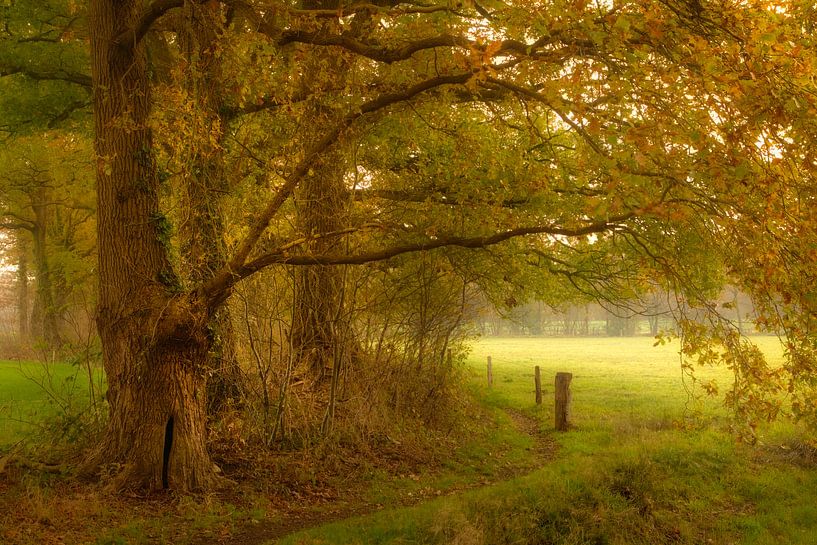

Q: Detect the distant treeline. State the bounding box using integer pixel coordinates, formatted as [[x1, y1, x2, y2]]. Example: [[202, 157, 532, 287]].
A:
[[477, 288, 758, 337]]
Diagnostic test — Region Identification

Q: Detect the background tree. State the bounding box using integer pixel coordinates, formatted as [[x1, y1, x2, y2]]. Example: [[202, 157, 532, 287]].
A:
[[0, 136, 95, 353], [287, 0, 356, 387]]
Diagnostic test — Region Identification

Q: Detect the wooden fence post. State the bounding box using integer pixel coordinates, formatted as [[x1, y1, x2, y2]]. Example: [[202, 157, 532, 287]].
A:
[[555, 372, 572, 431], [487, 356, 493, 387], [534, 366, 542, 405]]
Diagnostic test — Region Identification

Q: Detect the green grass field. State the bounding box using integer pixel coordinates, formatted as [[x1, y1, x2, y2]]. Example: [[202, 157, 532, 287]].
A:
[[280, 336, 817, 545], [0, 360, 101, 446]]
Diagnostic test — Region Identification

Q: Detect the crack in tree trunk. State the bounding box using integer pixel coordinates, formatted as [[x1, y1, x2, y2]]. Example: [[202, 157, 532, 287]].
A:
[[162, 416, 174, 490]]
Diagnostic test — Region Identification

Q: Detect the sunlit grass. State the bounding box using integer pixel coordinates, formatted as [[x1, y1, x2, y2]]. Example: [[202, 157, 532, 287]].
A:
[[0, 360, 100, 446], [4, 337, 814, 544], [468, 335, 785, 422]]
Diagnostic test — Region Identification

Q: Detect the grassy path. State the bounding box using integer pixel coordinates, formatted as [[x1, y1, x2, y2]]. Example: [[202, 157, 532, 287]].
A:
[[191, 406, 557, 545]]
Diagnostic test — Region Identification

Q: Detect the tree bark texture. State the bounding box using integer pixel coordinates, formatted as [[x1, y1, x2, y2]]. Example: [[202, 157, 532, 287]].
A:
[[87, 0, 219, 491], [96, 339, 213, 490], [290, 155, 347, 382]]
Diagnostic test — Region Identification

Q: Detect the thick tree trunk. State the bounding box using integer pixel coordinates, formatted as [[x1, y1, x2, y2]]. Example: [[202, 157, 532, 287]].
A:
[[94, 333, 216, 490], [86, 0, 219, 491]]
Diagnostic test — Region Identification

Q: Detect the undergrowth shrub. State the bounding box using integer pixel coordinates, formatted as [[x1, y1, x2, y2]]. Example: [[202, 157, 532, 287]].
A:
[[8, 350, 106, 463], [223, 256, 480, 457]]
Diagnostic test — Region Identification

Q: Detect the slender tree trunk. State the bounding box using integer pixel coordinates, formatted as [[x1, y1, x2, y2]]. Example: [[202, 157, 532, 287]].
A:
[[290, 0, 360, 382], [207, 309, 242, 414], [583, 304, 589, 335], [86, 0, 219, 491], [731, 286, 744, 334], [17, 235, 29, 343], [649, 315, 660, 336], [289, 0, 350, 383], [30, 192, 62, 349], [176, 2, 243, 415]]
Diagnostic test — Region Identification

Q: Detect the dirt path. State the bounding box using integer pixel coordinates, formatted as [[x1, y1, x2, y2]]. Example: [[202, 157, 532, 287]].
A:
[[190, 409, 557, 545]]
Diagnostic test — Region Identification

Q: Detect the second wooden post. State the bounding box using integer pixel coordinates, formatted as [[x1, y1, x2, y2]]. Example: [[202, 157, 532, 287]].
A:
[[487, 356, 493, 387], [555, 372, 572, 431]]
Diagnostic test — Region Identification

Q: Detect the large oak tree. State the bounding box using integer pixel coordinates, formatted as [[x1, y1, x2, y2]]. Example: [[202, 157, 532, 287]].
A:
[[73, 0, 817, 490]]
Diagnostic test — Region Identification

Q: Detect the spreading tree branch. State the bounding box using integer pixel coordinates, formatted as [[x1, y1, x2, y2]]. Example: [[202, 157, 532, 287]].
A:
[[47, 100, 91, 128], [0, 222, 35, 232], [202, 71, 473, 303], [223, 88, 314, 119], [354, 188, 530, 208], [239, 213, 636, 275], [288, 3, 454, 18], [0, 64, 92, 88], [273, 28, 570, 65], [0, 210, 36, 231], [113, 0, 188, 52], [275, 31, 468, 64], [486, 77, 610, 159]]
